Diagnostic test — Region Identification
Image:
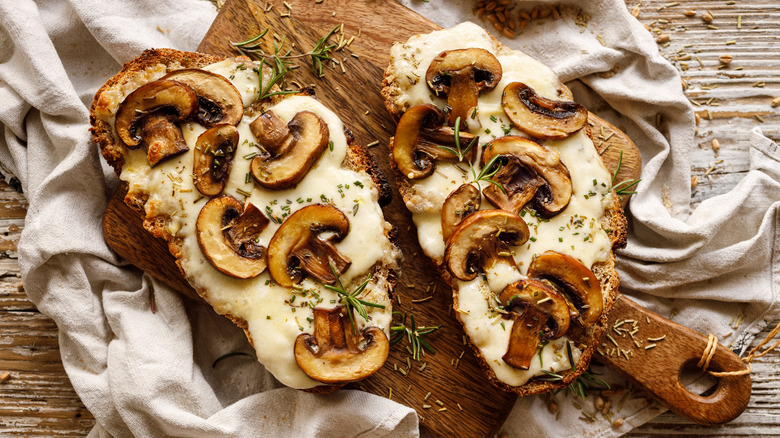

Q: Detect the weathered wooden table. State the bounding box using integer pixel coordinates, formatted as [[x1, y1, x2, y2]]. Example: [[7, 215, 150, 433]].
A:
[[1, 0, 778, 435]]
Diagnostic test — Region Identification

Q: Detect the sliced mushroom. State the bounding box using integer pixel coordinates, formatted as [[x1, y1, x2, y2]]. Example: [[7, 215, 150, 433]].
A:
[[267, 204, 351, 287], [250, 111, 329, 189], [392, 104, 476, 180], [141, 113, 190, 167], [250, 111, 291, 155], [295, 306, 389, 383], [115, 79, 197, 148], [193, 124, 239, 196], [441, 183, 481, 242], [444, 209, 529, 281], [162, 68, 243, 127], [499, 279, 571, 370], [527, 251, 603, 327], [502, 82, 587, 140], [196, 195, 270, 279], [481, 136, 572, 217], [426, 48, 503, 127]]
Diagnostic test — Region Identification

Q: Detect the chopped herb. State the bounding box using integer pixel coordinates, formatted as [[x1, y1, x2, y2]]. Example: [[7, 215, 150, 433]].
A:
[[323, 263, 384, 334], [390, 311, 443, 361]]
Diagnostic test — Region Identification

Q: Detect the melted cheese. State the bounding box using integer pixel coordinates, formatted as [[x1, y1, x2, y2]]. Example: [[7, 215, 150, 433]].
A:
[[117, 60, 399, 389], [389, 22, 614, 386]]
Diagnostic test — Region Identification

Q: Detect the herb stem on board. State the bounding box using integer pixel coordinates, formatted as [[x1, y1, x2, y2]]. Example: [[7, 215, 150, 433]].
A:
[[389, 311, 443, 361]]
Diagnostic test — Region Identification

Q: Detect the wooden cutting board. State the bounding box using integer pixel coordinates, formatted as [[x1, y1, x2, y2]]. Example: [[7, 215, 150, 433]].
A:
[[101, 0, 749, 435]]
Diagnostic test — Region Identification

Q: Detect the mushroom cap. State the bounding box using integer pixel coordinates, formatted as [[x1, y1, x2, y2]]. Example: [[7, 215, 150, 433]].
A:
[[193, 124, 239, 196], [444, 209, 529, 281], [267, 204, 351, 287], [250, 110, 291, 156], [498, 279, 571, 339], [498, 279, 572, 370], [392, 104, 475, 180], [481, 136, 572, 217], [527, 251, 603, 327], [294, 306, 389, 383], [441, 183, 481, 242], [115, 79, 198, 148], [426, 48, 503, 127], [250, 110, 330, 190], [196, 195, 270, 279], [501, 82, 587, 140], [161, 68, 244, 127], [141, 113, 190, 167]]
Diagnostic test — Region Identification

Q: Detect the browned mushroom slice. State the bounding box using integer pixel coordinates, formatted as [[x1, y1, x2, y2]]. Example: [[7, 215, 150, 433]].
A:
[[250, 111, 329, 190], [115, 79, 197, 149], [249, 111, 291, 156], [502, 82, 587, 140], [196, 195, 270, 279], [162, 69, 243, 127], [295, 306, 389, 383], [392, 104, 476, 180], [141, 113, 190, 167], [481, 136, 572, 217], [267, 204, 351, 287], [193, 124, 239, 196], [444, 209, 529, 281], [426, 48, 503, 127], [441, 183, 481, 242], [498, 279, 571, 370], [527, 251, 603, 327]]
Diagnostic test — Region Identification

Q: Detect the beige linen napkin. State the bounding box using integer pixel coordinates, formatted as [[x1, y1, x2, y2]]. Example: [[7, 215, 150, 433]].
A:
[[2, 0, 778, 436]]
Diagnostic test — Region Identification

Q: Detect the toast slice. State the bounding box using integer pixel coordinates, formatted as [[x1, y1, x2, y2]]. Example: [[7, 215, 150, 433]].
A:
[[381, 23, 627, 396], [91, 49, 401, 390]]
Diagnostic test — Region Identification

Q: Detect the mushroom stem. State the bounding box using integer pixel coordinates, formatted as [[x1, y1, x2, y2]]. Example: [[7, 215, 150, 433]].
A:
[[503, 310, 545, 370], [294, 306, 389, 383], [447, 72, 480, 127]]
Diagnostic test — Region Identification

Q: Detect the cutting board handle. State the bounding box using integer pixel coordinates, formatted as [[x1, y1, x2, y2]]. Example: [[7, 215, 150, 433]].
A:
[[598, 295, 751, 425]]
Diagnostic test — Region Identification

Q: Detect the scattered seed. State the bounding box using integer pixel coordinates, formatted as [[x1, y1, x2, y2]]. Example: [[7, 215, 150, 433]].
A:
[[756, 114, 765, 123], [656, 34, 670, 44], [0, 372, 10, 383], [771, 97, 780, 108], [613, 418, 624, 428], [701, 11, 714, 23], [691, 175, 698, 189], [683, 9, 696, 17], [712, 139, 721, 153], [719, 54, 733, 65]]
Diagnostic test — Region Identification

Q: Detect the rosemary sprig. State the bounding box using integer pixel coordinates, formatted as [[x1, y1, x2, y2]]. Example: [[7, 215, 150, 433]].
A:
[[323, 262, 385, 334], [473, 153, 508, 195], [436, 117, 478, 162], [389, 311, 443, 361], [610, 150, 641, 196], [309, 25, 339, 77], [538, 366, 610, 400], [437, 116, 506, 194], [230, 25, 340, 98]]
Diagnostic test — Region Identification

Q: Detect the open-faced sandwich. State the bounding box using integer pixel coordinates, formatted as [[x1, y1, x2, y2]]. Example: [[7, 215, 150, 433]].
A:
[[91, 49, 401, 390], [381, 22, 627, 396]]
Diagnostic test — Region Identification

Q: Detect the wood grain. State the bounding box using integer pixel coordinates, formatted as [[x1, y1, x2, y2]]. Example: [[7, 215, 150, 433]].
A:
[[3, 0, 780, 436], [598, 295, 751, 425]]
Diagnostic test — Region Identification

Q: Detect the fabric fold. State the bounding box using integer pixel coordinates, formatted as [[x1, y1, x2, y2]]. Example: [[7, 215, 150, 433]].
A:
[[2, 0, 777, 436]]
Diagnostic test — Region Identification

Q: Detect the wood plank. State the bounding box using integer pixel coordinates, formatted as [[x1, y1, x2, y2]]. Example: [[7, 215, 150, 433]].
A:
[[2, 0, 780, 436]]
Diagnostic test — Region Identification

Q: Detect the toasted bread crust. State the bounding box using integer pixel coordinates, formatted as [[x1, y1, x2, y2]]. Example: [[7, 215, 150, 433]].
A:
[[92, 49, 399, 390], [381, 32, 628, 396]]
